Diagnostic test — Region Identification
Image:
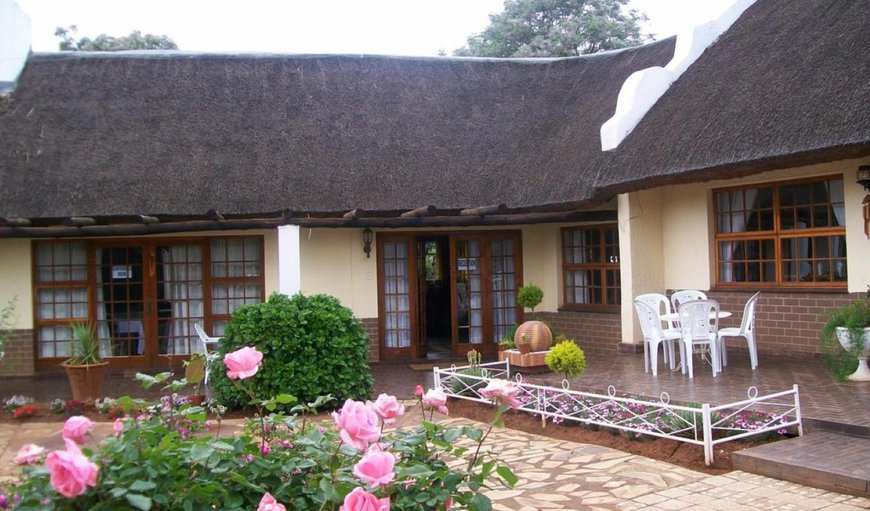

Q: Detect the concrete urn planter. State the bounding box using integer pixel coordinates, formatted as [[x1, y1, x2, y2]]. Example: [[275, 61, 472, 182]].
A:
[[835, 327, 870, 381]]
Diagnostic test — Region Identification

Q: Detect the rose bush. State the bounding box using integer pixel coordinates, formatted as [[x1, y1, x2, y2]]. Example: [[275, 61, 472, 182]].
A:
[[2, 348, 515, 510]]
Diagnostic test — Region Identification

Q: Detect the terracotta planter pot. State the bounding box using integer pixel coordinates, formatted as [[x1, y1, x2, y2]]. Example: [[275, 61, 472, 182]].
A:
[[187, 394, 206, 406], [518, 342, 531, 355], [62, 361, 110, 401], [514, 320, 553, 352]]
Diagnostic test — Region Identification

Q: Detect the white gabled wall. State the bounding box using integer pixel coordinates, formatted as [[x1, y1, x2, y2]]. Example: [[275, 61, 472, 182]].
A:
[[0, 0, 30, 87], [601, 0, 757, 151]]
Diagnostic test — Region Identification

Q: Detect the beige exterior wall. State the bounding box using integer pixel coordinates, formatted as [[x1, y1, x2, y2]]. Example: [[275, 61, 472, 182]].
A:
[[619, 157, 870, 343], [298, 228, 379, 319], [617, 189, 666, 343], [0, 239, 33, 329], [294, 221, 617, 320]]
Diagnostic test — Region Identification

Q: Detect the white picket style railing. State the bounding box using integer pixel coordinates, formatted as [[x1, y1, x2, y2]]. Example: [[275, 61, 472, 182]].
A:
[[433, 360, 802, 465]]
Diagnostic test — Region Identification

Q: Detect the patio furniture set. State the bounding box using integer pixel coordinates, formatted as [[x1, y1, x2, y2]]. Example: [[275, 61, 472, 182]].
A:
[[634, 291, 760, 378]]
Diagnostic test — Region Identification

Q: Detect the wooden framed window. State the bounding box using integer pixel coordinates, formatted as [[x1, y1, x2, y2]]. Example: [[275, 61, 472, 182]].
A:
[[714, 176, 846, 287], [561, 225, 621, 309], [32, 236, 264, 367]]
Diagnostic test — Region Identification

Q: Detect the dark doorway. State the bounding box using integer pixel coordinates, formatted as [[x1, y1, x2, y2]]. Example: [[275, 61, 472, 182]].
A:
[[417, 236, 451, 359]]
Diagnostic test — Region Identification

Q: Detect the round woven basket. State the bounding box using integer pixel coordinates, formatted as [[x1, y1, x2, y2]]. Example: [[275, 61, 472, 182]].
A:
[[514, 321, 553, 352]]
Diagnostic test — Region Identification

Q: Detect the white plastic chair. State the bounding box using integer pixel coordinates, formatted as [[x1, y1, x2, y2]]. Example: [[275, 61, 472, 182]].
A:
[[718, 292, 760, 370], [194, 323, 221, 386], [635, 293, 679, 369], [634, 300, 681, 376], [670, 290, 707, 313], [678, 299, 721, 378]]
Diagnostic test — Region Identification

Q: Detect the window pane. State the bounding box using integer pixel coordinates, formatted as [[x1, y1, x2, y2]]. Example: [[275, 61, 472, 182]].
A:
[[562, 226, 620, 305]]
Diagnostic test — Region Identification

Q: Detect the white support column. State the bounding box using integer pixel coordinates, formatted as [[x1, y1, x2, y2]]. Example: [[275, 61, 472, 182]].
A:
[[278, 225, 301, 296]]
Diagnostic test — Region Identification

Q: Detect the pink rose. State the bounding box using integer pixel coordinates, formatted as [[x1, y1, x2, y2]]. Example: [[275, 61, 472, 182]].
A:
[[257, 492, 287, 511], [368, 394, 404, 425], [45, 439, 98, 498], [414, 384, 424, 398], [479, 379, 521, 408], [332, 400, 381, 451], [352, 450, 396, 488], [339, 487, 390, 511], [62, 416, 94, 444], [224, 347, 263, 380], [422, 388, 449, 416], [13, 443, 45, 465], [112, 418, 126, 437]]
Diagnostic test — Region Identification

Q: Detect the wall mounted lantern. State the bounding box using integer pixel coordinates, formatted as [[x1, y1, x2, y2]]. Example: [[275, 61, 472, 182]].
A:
[[858, 165, 870, 191], [362, 228, 374, 258]]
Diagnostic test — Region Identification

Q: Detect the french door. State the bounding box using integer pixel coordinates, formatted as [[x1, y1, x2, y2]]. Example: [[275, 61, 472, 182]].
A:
[[377, 231, 522, 360], [33, 237, 264, 369]]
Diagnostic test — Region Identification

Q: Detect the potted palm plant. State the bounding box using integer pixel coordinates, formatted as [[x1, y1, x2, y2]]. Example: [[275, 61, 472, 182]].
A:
[[62, 322, 110, 401], [820, 294, 870, 381]]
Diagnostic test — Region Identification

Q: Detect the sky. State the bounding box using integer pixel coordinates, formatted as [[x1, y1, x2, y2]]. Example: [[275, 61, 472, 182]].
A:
[[16, 0, 736, 56]]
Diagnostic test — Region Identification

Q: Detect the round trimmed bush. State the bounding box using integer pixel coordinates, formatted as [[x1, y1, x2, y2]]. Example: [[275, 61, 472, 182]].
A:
[[210, 293, 374, 408]]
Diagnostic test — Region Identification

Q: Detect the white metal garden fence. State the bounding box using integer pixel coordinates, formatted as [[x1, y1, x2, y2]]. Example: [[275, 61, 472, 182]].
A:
[[433, 360, 803, 465]]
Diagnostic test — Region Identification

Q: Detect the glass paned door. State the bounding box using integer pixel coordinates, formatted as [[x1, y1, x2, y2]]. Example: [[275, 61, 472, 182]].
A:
[[490, 238, 517, 342], [156, 244, 204, 356], [378, 236, 417, 359], [455, 239, 483, 345], [96, 245, 147, 358]]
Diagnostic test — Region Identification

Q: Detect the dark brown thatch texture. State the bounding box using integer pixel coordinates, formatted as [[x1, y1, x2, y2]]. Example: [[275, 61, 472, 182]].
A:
[[0, 41, 674, 221], [599, 0, 870, 193]]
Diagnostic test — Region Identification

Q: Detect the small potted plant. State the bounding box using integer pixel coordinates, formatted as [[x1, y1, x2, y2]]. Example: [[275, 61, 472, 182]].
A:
[[184, 352, 207, 405], [516, 334, 532, 355], [820, 292, 870, 381], [498, 337, 516, 352], [62, 322, 109, 401]]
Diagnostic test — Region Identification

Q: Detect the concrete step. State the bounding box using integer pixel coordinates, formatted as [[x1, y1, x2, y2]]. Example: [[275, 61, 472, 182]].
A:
[[733, 431, 870, 498]]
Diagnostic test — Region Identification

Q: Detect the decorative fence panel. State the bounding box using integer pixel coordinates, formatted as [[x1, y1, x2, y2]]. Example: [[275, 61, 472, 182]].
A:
[[434, 361, 803, 465]]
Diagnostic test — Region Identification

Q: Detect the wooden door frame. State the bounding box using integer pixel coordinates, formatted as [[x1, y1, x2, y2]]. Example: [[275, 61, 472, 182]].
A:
[[376, 234, 420, 360], [376, 229, 523, 360]]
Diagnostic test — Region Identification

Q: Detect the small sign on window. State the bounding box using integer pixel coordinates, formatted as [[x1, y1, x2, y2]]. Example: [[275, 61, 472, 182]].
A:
[[111, 265, 132, 280]]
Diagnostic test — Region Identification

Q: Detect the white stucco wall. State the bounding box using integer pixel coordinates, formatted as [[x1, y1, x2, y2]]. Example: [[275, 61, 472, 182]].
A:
[[0, 0, 30, 87]]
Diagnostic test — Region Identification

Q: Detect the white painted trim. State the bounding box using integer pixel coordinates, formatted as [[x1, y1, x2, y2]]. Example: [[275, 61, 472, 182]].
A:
[[601, 0, 757, 151], [277, 225, 301, 295]]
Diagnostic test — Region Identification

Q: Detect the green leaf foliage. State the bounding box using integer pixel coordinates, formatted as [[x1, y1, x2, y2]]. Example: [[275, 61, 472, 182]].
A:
[[454, 0, 651, 58], [544, 339, 587, 379], [210, 293, 374, 408], [516, 284, 544, 311], [819, 298, 870, 380]]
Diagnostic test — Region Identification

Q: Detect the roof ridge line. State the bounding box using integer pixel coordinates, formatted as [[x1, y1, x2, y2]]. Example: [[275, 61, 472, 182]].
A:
[[599, 0, 757, 152]]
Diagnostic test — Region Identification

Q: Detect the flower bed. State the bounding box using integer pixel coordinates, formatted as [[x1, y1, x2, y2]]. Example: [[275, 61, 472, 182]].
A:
[[1, 348, 517, 510]]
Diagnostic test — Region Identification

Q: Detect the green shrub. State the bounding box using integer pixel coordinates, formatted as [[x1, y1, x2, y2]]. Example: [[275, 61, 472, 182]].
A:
[[517, 284, 543, 312], [210, 293, 374, 408], [544, 339, 586, 379]]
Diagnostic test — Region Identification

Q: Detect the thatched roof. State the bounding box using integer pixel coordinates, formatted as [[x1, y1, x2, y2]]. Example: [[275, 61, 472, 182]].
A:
[[0, 41, 673, 228], [597, 0, 870, 193], [1, 0, 867, 236]]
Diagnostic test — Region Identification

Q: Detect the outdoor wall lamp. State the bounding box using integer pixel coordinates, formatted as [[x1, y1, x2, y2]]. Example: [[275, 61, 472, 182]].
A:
[[362, 228, 374, 258], [858, 165, 870, 192]]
